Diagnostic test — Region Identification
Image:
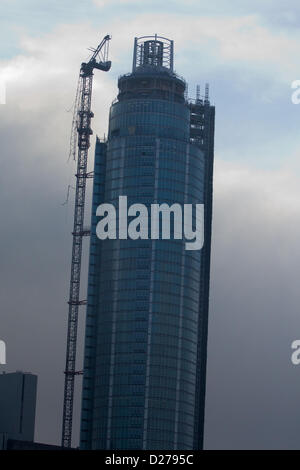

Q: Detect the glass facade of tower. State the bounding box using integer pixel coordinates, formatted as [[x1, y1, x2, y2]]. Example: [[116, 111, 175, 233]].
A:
[[80, 36, 215, 450]]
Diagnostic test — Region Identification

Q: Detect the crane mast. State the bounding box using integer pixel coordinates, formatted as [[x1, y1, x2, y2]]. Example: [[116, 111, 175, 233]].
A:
[[62, 34, 111, 448]]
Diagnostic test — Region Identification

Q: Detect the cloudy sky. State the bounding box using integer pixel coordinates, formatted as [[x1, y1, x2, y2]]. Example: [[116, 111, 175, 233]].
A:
[[1, 0, 300, 449]]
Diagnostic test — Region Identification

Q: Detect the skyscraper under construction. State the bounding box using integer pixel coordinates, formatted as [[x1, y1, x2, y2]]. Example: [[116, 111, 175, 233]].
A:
[[80, 35, 215, 450]]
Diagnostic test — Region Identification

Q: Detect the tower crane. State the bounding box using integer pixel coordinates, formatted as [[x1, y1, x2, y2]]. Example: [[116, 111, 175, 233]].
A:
[[62, 34, 111, 448]]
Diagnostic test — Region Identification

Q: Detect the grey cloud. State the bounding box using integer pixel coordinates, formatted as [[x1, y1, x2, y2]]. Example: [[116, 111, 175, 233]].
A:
[[1, 6, 300, 449]]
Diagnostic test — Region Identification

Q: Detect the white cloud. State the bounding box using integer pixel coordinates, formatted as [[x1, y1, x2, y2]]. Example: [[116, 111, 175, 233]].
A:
[[2, 10, 300, 117], [85, 5, 300, 83]]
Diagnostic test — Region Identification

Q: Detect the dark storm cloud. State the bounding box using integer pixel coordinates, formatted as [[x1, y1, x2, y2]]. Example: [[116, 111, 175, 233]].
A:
[[205, 162, 300, 449]]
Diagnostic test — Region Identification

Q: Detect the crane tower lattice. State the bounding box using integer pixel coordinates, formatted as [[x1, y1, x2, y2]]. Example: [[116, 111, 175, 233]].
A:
[[62, 34, 111, 448]]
